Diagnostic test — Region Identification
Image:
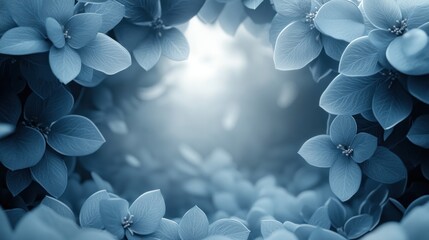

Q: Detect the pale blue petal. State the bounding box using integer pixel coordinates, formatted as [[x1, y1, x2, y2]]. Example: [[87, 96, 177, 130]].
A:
[[329, 158, 362, 201], [161, 28, 189, 61], [41, 196, 75, 221], [362, 0, 402, 30], [49, 45, 82, 84], [79, 190, 110, 228], [99, 198, 129, 239], [161, 0, 205, 26], [179, 206, 209, 240], [146, 218, 180, 240], [0, 27, 50, 55], [272, 0, 311, 19], [261, 220, 284, 239], [198, 0, 225, 24], [208, 219, 250, 240], [84, 0, 125, 33], [46, 17, 65, 48], [407, 115, 429, 148], [133, 33, 162, 71], [351, 133, 377, 163], [330, 115, 357, 146], [66, 13, 102, 49], [6, 169, 32, 196], [298, 135, 340, 168], [269, 14, 295, 46]]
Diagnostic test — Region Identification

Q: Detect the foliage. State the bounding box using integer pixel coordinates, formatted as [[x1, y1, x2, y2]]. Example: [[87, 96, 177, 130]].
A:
[[1, 0, 429, 239]]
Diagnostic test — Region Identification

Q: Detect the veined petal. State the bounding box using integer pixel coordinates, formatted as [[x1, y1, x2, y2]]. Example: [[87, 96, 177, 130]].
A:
[[133, 32, 162, 71], [351, 133, 377, 163], [274, 21, 323, 71], [78, 33, 131, 75], [0, 27, 50, 55], [298, 135, 341, 168], [272, 0, 311, 19], [330, 115, 357, 146], [368, 29, 395, 50], [46, 17, 65, 49], [66, 13, 102, 49], [6, 0, 45, 32], [398, 0, 429, 29], [99, 198, 129, 239], [329, 158, 362, 201], [362, 0, 402, 30], [41, 0, 75, 25], [161, 28, 189, 61], [49, 45, 82, 84]]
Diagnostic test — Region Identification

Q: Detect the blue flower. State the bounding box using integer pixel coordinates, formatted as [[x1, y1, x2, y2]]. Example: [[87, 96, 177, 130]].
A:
[[0, 0, 131, 84], [114, 0, 204, 70]]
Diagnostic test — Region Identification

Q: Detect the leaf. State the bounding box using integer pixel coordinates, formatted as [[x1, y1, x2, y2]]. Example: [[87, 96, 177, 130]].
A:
[[99, 198, 129, 239], [320, 74, 378, 115], [78, 33, 131, 75], [129, 189, 166, 235], [350, 133, 378, 163], [0, 27, 50, 55], [339, 36, 382, 76], [208, 219, 250, 240], [408, 76, 429, 104], [243, 0, 263, 10], [84, 0, 125, 33], [179, 206, 209, 240], [362, 0, 402, 30], [66, 13, 102, 49], [274, 21, 323, 71], [6, 169, 32, 197], [344, 214, 373, 239], [47, 115, 105, 156], [298, 135, 341, 168], [330, 115, 357, 146], [161, 28, 190, 61], [146, 218, 180, 240], [41, 196, 75, 221], [261, 220, 284, 238], [161, 0, 205, 26], [361, 147, 407, 184], [133, 32, 162, 71], [326, 198, 346, 228], [372, 81, 413, 130], [79, 190, 110, 228], [49, 45, 82, 84], [30, 151, 68, 198], [0, 127, 45, 171], [314, 0, 365, 42], [24, 86, 74, 125], [408, 115, 429, 148], [329, 158, 362, 201]]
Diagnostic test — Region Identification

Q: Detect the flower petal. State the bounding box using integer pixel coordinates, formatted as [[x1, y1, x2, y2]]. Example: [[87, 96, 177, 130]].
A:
[[45, 18, 65, 48], [179, 206, 209, 240], [362, 0, 402, 30], [272, 0, 311, 19], [78, 33, 131, 75], [133, 32, 162, 71], [298, 135, 341, 168], [49, 45, 81, 84], [0, 27, 50, 55], [99, 198, 129, 239], [351, 133, 377, 163], [66, 13, 102, 49], [329, 158, 362, 201], [161, 28, 189, 61], [129, 189, 166, 235], [330, 115, 357, 146]]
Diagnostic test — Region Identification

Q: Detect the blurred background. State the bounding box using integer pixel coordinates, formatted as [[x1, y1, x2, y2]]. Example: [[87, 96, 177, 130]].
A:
[[78, 17, 329, 218]]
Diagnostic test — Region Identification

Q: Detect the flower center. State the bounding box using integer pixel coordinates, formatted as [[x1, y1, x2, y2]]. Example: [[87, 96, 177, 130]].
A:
[[388, 19, 408, 36], [305, 11, 317, 29], [337, 144, 353, 157], [63, 29, 72, 39], [122, 214, 134, 234], [22, 118, 51, 135], [381, 70, 401, 89], [151, 18, 164, 37]]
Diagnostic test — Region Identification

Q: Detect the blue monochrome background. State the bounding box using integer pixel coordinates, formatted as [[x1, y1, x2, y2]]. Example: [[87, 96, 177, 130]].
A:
[[0, 0, 429, 239]]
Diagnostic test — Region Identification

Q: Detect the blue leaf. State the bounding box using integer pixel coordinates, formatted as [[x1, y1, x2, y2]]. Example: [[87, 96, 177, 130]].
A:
[[24, 86, 74, 125], [161, 0, 205, 26], [99, 198, 129, 239], [133, 32, 162, 71], [309, 206, 331, 229], [129, 189, 166, 235], [272, 0, 311, 19], [30, 151, 68, 198], [208, 219, 250, 240], [0, 27, 50, 55], [261, 220, 284, 238], [179, 206, 209, 240], [326, 198, 346, 228], [361, 147, 407, 184], [408, 76, 429, 104], [79, 190, 110, 228], [161, 28, 190, 61], [49, 45, 82, 84], [198, 0, 225, 24], [0, 127, 45, 170], [6, 169, 32, 196], [407, 115, 429, 148], [0, 94, 21, 125], [351, 133, 378, 163], [48, 115, 105, 156], [274, 21, 323, 71], [298, 135, 341, 168], [314, 0, 365, 42], [344, 214, 373, 239], [84, 0, 125, 33], [66, 13, 102, 49], [339, 36, 382, 76], [243, 0, 263, 10], [330, 115, 357, 146], [41, 196, 75, 221], [146, 218, 180, 240], [46, 17, 66, 48], [329, 158, 362, 201], [372, 81, 412, 130], [78, 33, 131, 75], [386, 29, 429, 75], [362, 0, 402, 30], [320, 74, 378, 115]]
